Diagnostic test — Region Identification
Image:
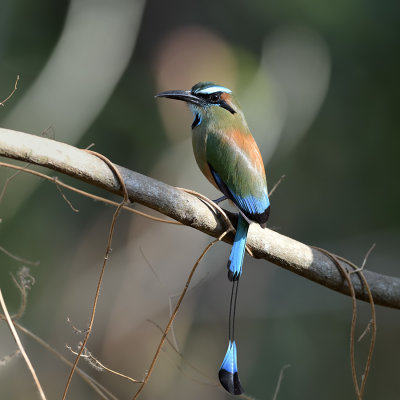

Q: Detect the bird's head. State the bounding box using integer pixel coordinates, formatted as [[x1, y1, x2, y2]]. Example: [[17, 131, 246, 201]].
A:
[[156, 82, 243, 129]]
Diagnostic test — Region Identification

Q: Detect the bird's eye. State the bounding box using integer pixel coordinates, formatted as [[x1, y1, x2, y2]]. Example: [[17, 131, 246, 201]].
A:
[[209, 93, 221, 102]]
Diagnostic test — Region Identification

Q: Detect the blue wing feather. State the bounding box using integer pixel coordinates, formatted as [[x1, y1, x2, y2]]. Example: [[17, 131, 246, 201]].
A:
[[209, 165, 270, 227]]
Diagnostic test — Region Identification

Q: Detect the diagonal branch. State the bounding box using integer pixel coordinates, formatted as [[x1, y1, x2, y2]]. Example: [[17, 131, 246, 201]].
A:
[[1, 127, 399, 309]]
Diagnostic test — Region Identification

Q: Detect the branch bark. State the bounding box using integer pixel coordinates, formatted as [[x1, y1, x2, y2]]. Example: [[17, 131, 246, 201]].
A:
[[1, 127, 399, 309]]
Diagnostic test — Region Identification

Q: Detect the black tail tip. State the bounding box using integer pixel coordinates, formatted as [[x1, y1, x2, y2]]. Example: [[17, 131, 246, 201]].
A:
[[227, 270, 239, 281], [227, 265, 239, 281], [218, 369, 244, 395]]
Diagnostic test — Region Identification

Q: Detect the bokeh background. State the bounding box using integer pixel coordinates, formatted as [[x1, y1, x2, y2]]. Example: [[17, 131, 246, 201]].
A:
[[1, 0, 399, 399]]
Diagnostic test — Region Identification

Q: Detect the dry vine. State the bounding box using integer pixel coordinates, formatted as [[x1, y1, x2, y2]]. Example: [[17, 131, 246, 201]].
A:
[[313, 247, 376, 400]]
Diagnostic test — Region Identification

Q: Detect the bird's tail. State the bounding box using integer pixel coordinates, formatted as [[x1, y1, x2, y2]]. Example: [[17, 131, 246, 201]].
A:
[[219, 339, 244, 395], [227, 214, 249, 281]]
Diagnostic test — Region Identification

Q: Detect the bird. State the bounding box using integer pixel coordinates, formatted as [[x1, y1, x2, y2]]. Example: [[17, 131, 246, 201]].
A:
[[156, 82, 270, 395]]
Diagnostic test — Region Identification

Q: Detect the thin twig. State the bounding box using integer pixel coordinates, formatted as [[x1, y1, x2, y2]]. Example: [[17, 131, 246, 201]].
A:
[[0, 289, 47, 400], [168, 294, 180, 353], [0, 75, 19, 106], [67, 343, 142, 383], [358, 320, 373, 343], [85, 143, 96, 150], [0, 245, 39, 266], [66, 317, 89, 335], [350, 244, 376, 274], [41, 125, 55, 139], [139, 246, 162, 285], [269, 174, 286, 196], [54, 177, 80, 212], [272, 364, 291, 400], [147, 319, 216, 385], [0, 162, 32, 204]]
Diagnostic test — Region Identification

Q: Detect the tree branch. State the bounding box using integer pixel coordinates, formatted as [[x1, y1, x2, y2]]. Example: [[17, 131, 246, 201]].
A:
[[1, 127, 399, 309]]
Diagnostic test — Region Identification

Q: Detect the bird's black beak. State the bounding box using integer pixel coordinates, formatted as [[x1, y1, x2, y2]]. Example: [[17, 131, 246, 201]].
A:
[[155, 90, 205, 106]]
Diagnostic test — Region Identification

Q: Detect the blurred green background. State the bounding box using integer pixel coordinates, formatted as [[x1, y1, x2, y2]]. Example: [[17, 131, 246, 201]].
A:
[[1, 0, 399, 399]]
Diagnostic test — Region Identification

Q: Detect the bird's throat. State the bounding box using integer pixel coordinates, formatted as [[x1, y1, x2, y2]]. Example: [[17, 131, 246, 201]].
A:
[[192, 113, 201, 129]]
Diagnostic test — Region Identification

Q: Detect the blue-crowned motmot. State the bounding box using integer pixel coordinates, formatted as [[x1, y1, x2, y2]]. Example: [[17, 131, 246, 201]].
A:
[[156, 82, 270, 395]]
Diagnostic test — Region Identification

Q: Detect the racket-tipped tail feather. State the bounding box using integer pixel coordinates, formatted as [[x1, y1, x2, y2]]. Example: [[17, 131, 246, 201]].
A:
[[218, 340, 244, 395]]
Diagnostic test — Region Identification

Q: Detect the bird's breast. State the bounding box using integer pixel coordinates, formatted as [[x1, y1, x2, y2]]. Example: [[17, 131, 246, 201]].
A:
[[191, 125, 219, 190]]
